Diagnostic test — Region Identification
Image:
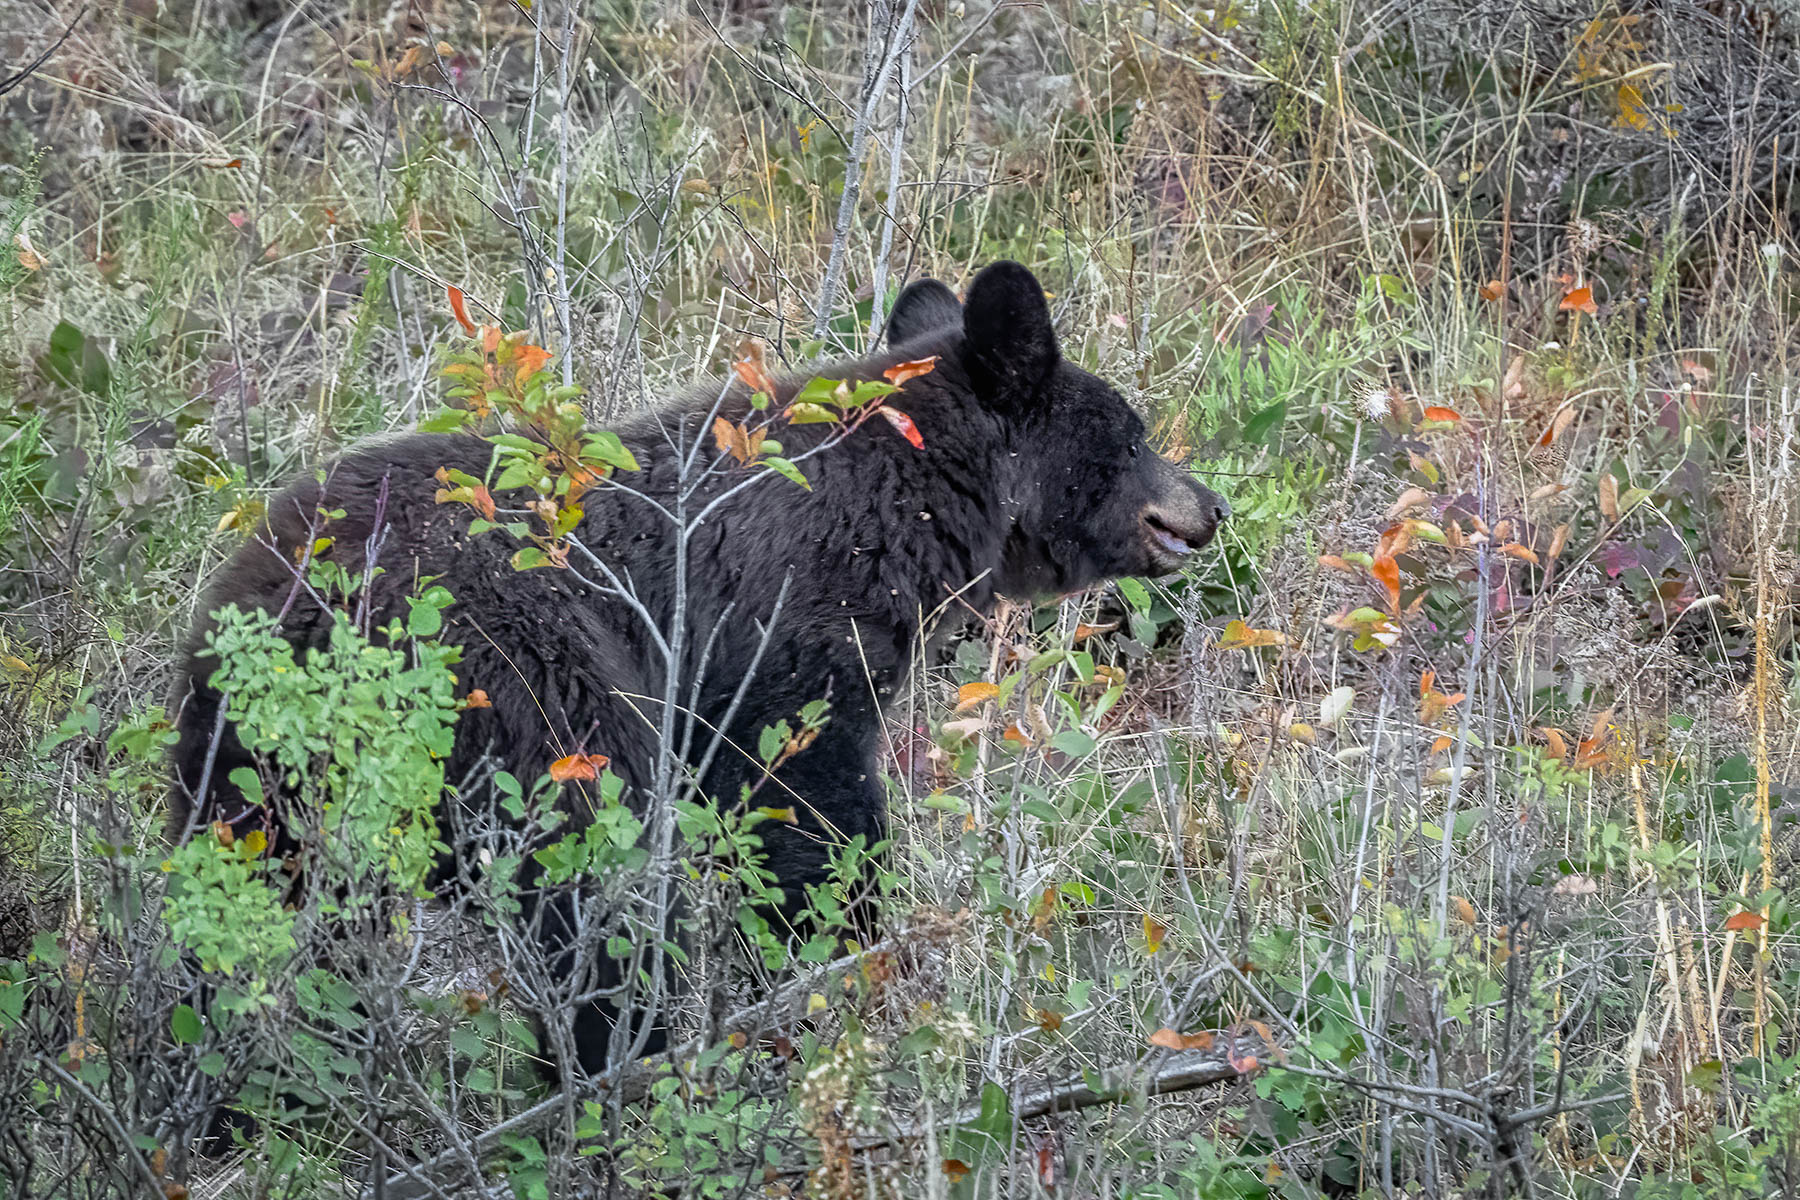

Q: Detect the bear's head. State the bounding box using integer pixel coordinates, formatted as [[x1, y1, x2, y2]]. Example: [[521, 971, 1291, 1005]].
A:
[[886, 261, 1229, 597]]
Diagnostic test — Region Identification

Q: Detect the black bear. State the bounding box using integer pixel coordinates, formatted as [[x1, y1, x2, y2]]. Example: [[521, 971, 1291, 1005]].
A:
[[169, 261, 1227, 1073]]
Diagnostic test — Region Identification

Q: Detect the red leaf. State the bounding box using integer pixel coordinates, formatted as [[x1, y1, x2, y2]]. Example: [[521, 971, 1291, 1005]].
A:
[[1724, 911, 1766, 933], [877, 406, 925, 449], [883, 356, 939, 387], [1422, 406, 1461, 423], [448, 285, 477, 335]]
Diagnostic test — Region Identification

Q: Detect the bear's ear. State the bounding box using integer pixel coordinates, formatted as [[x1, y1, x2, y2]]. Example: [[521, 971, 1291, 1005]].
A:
[[885, 278, 962, 345], [962, 261, 1058, 402]]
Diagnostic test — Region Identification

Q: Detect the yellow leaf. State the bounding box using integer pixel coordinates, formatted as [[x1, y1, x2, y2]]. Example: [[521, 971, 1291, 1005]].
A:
[[1218, 619, 1287, 649], [1616, 83, 1651, 131], [1143, 913, 1167, 954], [955, 681, 1000, 711]]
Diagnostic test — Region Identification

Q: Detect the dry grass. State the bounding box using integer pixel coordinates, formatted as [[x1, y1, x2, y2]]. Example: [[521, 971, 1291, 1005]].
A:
[[2, 1, 1798, 1197]]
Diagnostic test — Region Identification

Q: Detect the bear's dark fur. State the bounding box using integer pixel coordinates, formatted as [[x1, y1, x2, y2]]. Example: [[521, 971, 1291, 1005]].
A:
[[169, 261, 1226, 1072]]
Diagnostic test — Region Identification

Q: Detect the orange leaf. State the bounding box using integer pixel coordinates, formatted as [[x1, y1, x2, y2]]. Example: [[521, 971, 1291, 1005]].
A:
[[732, 338, 778, 396], [1422, 406, 1462, 423], [1500, 542, 1540, 565], [1539, 727, 1568, 760], [1724, 911, 1766, 933], [942, 1160, 970, 1181], [549, 752, 609, 783], [883, 355, 939, 387], [1143, 913, 1167, 954], [1148, 1027, 1214, 1051], [1538, 406, 1576, 446], [1430, 734, 1453, 755], [1371, 554, 1401, 610], [200, 157, 244, 169], [1559, 286, 1597, 316], [1478, 280, 1504, 302], [955, 681, 1000, 711], [1451, 895, 1478, 926], [513, 343, 551, 384], [876, 406, 925, 449], [1002, 723, 1031, 746], [1072, 621, 1118, 642], [1317, 554, 1355, 573], [463, 689, 492, 709], [1228, 1051, 1262, 1075], [1571, 739, 1611, 770], [447, 285, 477, 335]]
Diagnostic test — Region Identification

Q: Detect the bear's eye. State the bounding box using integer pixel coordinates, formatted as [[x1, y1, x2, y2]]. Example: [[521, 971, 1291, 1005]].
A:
[[1127, 443, 1140, 460]]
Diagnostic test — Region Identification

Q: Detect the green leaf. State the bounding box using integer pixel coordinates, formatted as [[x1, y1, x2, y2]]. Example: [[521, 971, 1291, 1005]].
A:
[[171, 1004, 204, 1045], [792, 376, 844, 406], [849, 379, 899, 405], [1243, 400, 1287, 445], [1050, 730, 1098, 758], [582, 431, 639, 472], [763, 457, 811, 491], [786, 402, 837, 425], [511, 548, 551, 571], [419, 407, 473, 433], [1115, 577, 1152, 614], [227, 767, 264, 808]]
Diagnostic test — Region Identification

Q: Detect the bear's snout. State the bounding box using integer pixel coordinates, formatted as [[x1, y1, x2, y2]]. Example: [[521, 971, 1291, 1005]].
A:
[[1139, 467, 1227, 573]]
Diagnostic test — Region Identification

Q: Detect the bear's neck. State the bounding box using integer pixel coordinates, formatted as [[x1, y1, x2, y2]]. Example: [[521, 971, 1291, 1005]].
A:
[[610, 395, 1016, 724]]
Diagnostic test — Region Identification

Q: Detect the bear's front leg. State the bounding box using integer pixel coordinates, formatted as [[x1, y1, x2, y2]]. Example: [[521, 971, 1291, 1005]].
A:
[[748, 733, 889, 955]]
